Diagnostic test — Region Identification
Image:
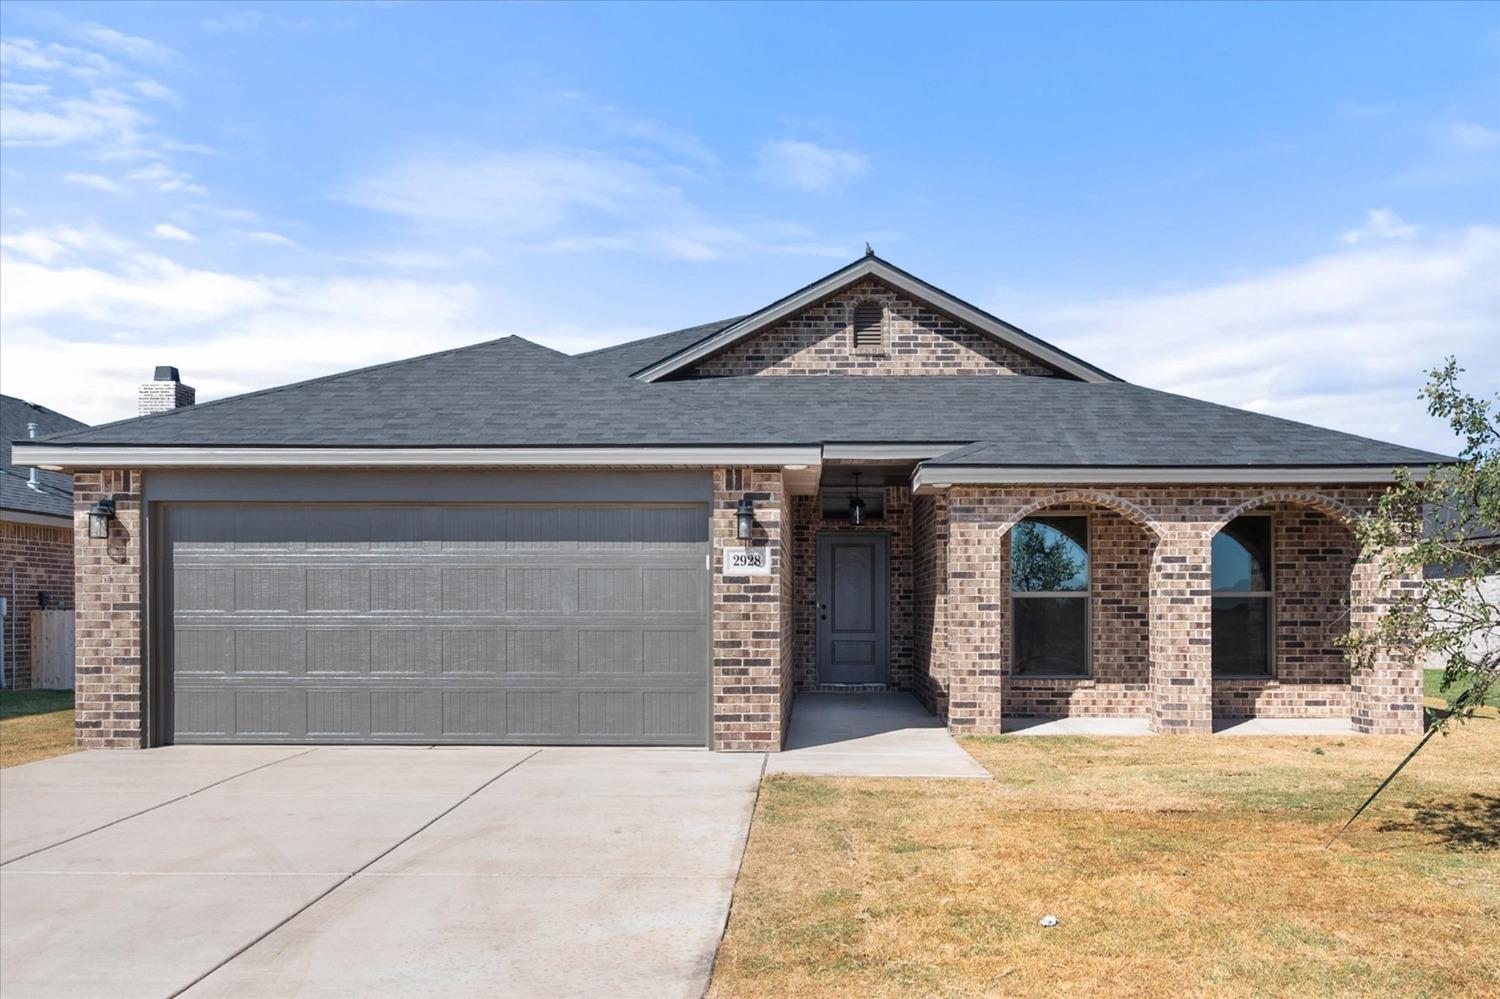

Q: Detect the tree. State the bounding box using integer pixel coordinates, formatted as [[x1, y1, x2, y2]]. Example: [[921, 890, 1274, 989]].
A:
[[1012, 522, 1085, 592], [1328, 359, 1497, 845], [1340, 358, 1498, 728]]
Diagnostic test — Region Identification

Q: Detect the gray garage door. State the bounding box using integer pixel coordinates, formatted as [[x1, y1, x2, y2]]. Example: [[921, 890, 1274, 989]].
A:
[[160, 503, 709, 746]]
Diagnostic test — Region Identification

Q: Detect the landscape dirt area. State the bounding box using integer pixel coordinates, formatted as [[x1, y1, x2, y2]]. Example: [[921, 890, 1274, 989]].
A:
[[709, 709, 1500, 998]]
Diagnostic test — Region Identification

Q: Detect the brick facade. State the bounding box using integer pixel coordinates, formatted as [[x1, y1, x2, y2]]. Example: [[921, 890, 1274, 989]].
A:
[[72, 470, 145, 749], [0, 519, 74, 688], [688, 279, 1062, 378], [789, 486, 914, 692], [66, 468, 1421, 751], [928, 485, 1423, 737], [711, 467, 794, 751]]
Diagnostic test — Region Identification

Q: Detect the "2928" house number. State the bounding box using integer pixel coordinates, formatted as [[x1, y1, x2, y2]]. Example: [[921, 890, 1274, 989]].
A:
[[722, 546, 770, 575]]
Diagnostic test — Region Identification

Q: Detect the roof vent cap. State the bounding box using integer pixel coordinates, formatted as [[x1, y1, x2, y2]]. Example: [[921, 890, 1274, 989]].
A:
[[154, 366, 181, 382]]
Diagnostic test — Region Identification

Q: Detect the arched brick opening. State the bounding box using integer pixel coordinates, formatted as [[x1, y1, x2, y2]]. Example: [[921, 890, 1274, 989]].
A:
[[997, 497, 1159, 720], [1208, 496, 1360, 722]]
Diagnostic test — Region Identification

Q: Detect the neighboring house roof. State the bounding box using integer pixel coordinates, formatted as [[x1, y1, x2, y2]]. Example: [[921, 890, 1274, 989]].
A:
[[1, 394, 85, 520], [630, 254, 1121, 384]]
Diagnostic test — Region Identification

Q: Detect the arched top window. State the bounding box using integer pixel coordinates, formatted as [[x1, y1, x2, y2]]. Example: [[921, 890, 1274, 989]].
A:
[[852, 300, 884, 352]]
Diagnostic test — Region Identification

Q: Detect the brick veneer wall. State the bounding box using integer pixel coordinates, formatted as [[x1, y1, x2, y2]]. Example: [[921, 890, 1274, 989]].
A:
[[789, 486, 914, 692], [689, 279, 1062, 378], [0, 519, 74, 688], [72, 470, 145, 749], [1213, 506, 1357, 718], [1001, 505, 1154, 718], [912, 493, 950, 716], [938, 485, 1422, 736], [712, 467, 794, 751]]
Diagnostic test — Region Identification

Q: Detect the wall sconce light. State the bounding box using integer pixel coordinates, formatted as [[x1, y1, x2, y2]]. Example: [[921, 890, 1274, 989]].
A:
[[848, 472, 867, 526], [735, 496, 755, 541], [88, 498, 116, 540]]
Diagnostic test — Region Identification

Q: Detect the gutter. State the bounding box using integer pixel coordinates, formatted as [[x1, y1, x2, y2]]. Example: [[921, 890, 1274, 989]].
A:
[[911, 463, 1433, 492]]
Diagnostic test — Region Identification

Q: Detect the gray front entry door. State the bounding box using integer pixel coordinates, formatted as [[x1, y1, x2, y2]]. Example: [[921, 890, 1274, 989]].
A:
[[159, 503, 709, 746], [815, 533, 890, 685]]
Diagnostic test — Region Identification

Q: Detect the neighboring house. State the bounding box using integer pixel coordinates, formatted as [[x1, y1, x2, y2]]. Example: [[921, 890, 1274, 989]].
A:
[[12, 254, 1449, 750], [1, 394, 87, 688]]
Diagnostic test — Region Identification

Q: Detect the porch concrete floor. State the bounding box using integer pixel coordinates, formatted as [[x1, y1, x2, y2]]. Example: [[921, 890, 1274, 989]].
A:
[[766, 694, 990, 779], [1213, 716, 1357, 735], [1003, 716, 1155, 736], [1001, 716, 1359, 736]]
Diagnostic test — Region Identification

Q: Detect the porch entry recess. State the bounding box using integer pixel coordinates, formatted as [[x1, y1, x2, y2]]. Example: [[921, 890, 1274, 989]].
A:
[[815, 532, 891, 685]]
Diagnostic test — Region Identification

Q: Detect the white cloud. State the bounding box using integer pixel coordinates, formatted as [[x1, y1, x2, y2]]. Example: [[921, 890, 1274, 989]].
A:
[[73, 23, 176, 63], [342, 146, 847, 261], [0, 83, 147, 148], [1442, 120, 1500, 152], [0, 225, 490, 422], [1019, 218, 1500, 454], [132, 79, 178, 102], [151, 223, 196, 242], [246, 230, 294, 246], [62, 171, 121, 192], [756, 140, 868, 192], [201, 10, 265, 34], [126, 162, 206, 194], [1342, 208, 1417, 245], [0, 38, 115, 78]]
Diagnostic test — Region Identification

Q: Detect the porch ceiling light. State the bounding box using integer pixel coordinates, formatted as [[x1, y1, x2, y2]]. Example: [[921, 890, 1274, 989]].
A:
[[848, 472, 867, 526], [88, 498, 116, 540], [735, 496, 755, 540]]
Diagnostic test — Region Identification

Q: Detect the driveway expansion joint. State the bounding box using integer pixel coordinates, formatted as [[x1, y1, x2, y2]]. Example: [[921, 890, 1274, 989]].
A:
[[167, 747, 541, 998]]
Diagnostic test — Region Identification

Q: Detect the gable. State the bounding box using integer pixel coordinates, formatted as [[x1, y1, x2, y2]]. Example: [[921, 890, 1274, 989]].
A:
[[634, 254, 1116, 383], [683, 278, 1065, 378]]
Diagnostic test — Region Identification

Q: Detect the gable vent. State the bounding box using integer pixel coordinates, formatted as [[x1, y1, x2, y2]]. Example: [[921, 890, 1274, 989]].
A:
[[852, 300, 884, 351]]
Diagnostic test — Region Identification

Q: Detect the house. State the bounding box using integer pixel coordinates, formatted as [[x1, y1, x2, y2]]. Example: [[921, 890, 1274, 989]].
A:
[[1, 394, 87, 688], [11, 254, 1448, 750]]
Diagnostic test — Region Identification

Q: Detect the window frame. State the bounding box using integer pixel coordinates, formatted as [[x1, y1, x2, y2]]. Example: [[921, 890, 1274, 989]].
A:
[[1210, 512, 1276, 678], [1009, 512, 1092, 678]]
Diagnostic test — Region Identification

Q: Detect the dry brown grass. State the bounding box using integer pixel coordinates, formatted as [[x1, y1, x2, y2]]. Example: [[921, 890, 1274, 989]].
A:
[[0, 689, 77, 768], [711, 707, 1500, 998]]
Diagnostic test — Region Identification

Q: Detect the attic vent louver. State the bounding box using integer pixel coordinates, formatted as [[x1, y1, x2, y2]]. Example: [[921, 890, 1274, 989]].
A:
[[852, 300, 884, 352]]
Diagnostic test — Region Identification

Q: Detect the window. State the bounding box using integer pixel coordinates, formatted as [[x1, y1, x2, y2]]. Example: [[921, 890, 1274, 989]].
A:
[[852, 300, 884, 351], [1011, 516, 1089, 676], [1212, 515, 1273, 676]]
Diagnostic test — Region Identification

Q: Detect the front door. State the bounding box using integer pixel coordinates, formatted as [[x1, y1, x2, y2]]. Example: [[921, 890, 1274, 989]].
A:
[[816, 533, 890, 685]]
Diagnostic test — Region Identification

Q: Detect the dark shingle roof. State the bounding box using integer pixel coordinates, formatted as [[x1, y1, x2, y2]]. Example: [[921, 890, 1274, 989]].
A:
[[574, 317, 743, 376], [650, 376, 1450, 466], [35, 336, 798, 447], [2, 394, 86, 518]]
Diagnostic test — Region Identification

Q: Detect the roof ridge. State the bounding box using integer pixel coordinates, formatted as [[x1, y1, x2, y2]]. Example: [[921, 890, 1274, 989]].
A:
[[37, 335, 536, 444]]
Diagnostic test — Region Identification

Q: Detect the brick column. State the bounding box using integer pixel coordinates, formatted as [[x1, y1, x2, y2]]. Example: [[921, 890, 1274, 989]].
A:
[[943, 488, 1006, 735], [711, 467, 792, 751], [1349, 554, 1424, 735], [1149, 526, 1213, 734], [73, 470, 146, 749]]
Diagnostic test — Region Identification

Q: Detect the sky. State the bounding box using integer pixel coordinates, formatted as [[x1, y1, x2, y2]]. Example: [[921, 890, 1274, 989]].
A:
[[1, 1, 1496, 453]]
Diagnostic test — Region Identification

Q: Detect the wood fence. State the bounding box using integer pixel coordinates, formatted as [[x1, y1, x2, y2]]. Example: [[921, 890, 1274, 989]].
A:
[[29, 609, 75, 690]]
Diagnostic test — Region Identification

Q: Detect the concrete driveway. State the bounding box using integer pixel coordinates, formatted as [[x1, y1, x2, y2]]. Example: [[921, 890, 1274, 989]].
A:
[[0, 745, 763, 999]]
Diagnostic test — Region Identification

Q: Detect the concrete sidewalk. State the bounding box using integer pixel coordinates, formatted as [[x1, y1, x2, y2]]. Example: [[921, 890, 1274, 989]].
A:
[[1, 746, 763, 999], [766, 693, 991, 779]]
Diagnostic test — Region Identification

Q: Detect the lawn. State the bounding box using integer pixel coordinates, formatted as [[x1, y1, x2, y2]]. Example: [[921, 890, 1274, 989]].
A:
[[0, 689, 77, 768], [711, 706, 1500, 997]]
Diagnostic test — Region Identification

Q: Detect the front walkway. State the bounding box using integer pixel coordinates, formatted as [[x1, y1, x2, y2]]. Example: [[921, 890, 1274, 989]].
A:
[[1000, 716, 1358, 736], [767, 693, 991, 779], [0, 746, 763, 999]]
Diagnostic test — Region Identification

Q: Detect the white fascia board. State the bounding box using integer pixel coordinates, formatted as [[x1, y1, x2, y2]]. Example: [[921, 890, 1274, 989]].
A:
[[634, 258, 1110, 384], [0, 509, 73, 529], [10, 444, 824, 470], [823, 442, 969, 461], [911, 464, 1430, 492]]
